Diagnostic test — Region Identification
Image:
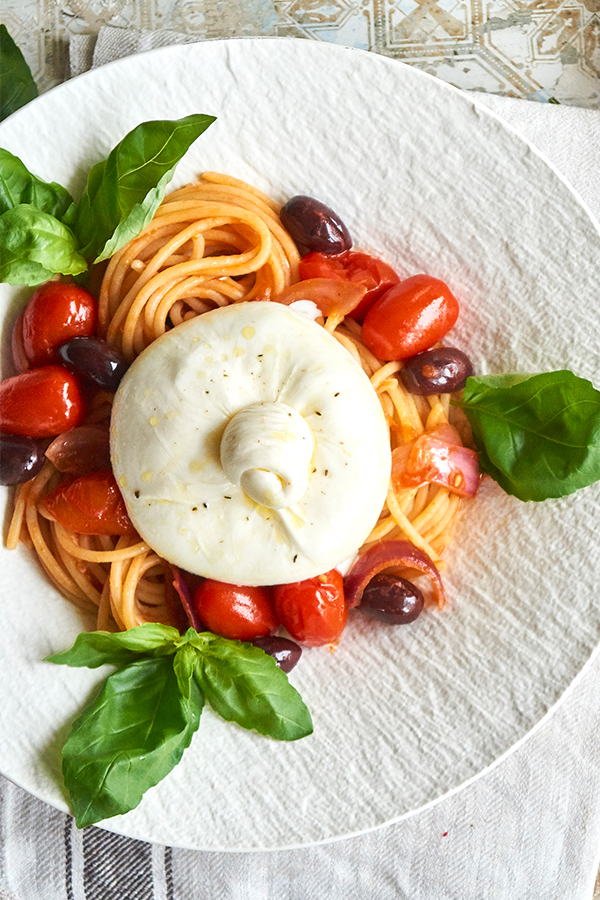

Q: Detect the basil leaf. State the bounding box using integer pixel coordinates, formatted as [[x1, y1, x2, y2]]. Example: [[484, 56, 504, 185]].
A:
[[46, 623, 182, 669], [68, 114, 216, 263], [62, 655, 203, 828], [0, 26, 38, 121], [457, 371, 600, 501], [0, 204, 87, 285], [192, 633, 313, 742], [0, 148, 74, 218]]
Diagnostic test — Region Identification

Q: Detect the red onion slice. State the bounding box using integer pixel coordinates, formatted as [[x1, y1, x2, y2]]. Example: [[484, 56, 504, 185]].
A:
[[344, 540, 446, 609], [162, 561, 203, 632], [275, 278, 367, 317], [392, 424, 480, 498]]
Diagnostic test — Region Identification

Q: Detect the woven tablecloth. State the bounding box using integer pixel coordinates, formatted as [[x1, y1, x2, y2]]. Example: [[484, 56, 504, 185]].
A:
[[1, 26, 600, 900]]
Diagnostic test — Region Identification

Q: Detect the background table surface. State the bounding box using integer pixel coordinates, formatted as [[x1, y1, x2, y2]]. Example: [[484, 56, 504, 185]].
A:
[[2, 0, 600, 108], [1, 3, 600, 899]]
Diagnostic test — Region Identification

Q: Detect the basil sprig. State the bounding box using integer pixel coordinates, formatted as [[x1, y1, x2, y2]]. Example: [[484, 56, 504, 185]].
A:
[[0, 205, 86, 286], [456, 371, 600, 501], [0, 115, 215, 285], [65, 114, 216, 263], [47, 624, 313, 828], [0, 25, 38, 121]]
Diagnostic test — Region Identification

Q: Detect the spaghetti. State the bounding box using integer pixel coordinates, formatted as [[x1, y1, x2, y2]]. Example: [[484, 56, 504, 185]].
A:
[[7, 173, 471, 630]]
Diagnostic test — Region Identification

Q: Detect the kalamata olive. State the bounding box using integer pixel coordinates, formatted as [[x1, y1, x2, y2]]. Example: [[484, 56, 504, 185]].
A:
[[57, 336, 129, 391], [400, 347, 474, 396], [359, 573, 424, 624], [0, 432, 46, 485], [251, 635, 302, 673], [280, 195, 352, 256]]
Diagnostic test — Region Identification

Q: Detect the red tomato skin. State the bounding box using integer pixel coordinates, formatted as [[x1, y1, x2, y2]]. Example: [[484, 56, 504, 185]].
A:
[[43, 470, 136, 536], [0, 366, 86, 438], [273, 569, 347, 647], [11, 310, 29, 372], [362, 274, 460, 361], [193, 581, 278, 641], [299, 251, 400, 323], [21, 281, 98, 367]]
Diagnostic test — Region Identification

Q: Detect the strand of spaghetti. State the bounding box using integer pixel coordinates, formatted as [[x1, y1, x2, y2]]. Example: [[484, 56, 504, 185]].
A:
[[408, 483, 431, 521], [6, 482, 30, 550], [426, 396, 450, 429], [53, 523, 149, 562], [52, 524, 102, 607], [106, 210, 271, 341], [25, 501, 91, 603], [411, 488, 450, 534], [108, 546, 131, 631], [120, 552, 169, 629], [370, 361, 402, 390], [107, 215, 260, 350], [386, 379, 425, 441], [336, 326, 381, 373], [99, 224, 182, 329], [118, 550, 150, 629], [332, 331, 363, 366], [429, 495, 461, 554], [385, 483, 444, 565], [168, 183, 299, 268], [200, 171, 281, 211], [96, 579, 113, 631], [422, 492, 459, 544], [117, 231, 273, 357]]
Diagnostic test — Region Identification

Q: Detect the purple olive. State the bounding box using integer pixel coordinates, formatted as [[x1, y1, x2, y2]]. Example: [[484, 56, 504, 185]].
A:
[[251, 635, 302, 673], [0, 432, 46, 485], [57, 336, 129, 392], [359, 573, 424, 625], [280, 195, 352, 256], [400, 347, 474, 396]]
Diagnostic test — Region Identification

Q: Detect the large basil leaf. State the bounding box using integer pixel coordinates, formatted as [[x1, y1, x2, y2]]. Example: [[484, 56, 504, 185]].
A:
[[457, 371, 600, 501], [0, 26, 38, 121], [46, 623, 181, 669], [68, 114, 216, 263], [62, 655, 204, 828], [0, 148, 74, 219], [0, 204, 86, 285], [191, 633, 313, 742]]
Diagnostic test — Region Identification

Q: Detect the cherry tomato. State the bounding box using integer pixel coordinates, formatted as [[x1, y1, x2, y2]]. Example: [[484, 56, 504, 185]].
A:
[[21, 281, 98, 367], [299, 251, 400, 323], [362, 274, 460, 361], [192, 580, 278, 641], [0, 366, 86, 438], [273, 569, 347, 647], [43, 470, 137, 536]]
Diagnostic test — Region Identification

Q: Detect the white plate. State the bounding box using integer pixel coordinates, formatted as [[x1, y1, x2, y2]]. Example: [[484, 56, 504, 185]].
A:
[[1, 38, 600, 852]]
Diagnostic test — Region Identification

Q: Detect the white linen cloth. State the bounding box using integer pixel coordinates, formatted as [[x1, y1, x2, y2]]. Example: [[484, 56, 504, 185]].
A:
[[1, 26, 600, 900]]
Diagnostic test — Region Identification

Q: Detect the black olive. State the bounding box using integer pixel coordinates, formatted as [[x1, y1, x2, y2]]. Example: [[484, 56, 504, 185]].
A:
[[400, 347, 474, 396], [251, 635, 302, 672], [280, 195, 352, 256], [0, 433, 46, 485], [57, 336, 129, 392], [359, 573, 424, 624]]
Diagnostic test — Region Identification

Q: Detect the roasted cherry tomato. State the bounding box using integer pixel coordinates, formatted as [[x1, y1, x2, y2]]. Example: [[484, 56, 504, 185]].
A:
[[299, 251, 400, 323], [273, 569, 347, 647], [362, 274, 460, 361], [20, 281, 98, 367], [43, 470, 136, 536], [0, 366, 86, 438], [192, 580, 278, 641]]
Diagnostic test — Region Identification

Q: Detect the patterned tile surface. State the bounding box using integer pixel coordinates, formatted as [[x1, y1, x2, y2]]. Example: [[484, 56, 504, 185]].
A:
[[2, 0, 599, 106]]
